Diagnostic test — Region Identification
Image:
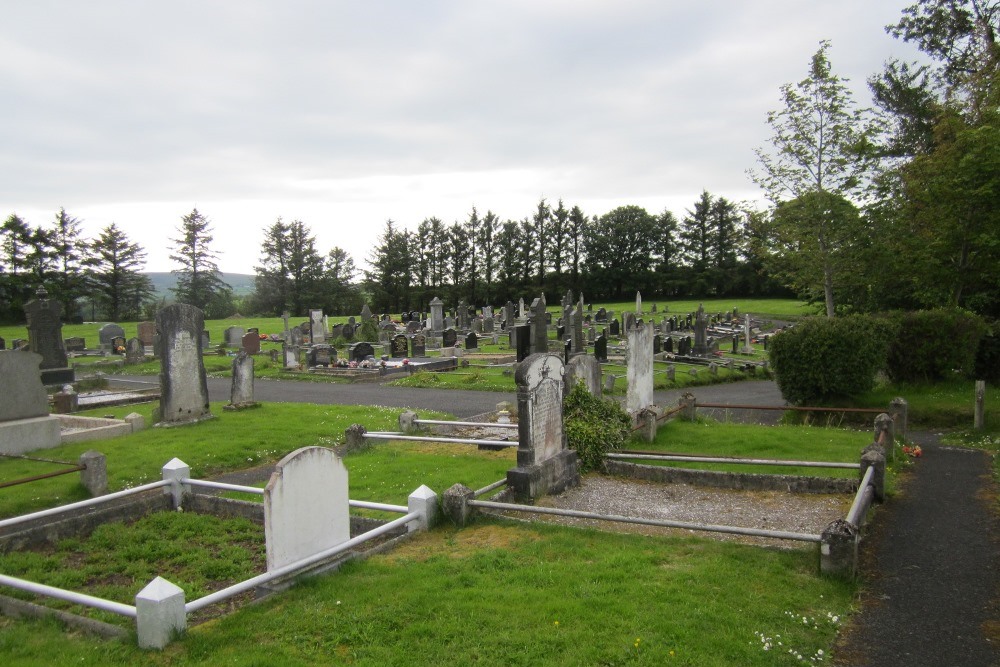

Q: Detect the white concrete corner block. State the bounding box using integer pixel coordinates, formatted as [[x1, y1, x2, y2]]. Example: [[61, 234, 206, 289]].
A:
[[408, 485, 438, 532], [161, 458, 190, 505], [136, 576, 186, 650], [125, 412, 145, 432]]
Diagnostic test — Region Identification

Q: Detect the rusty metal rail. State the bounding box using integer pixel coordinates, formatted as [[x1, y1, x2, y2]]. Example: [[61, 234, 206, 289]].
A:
[[0, 465, 85, 490]]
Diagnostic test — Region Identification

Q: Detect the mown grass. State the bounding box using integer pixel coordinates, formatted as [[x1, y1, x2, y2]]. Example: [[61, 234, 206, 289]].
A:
[[852, 378, 1000, 430], [0, 519, 854, 666]]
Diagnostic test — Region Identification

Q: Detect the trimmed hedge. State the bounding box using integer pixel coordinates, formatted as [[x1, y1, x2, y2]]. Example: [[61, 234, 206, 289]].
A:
[[768, 315, 896, 405], [884, 309, 986, 383]]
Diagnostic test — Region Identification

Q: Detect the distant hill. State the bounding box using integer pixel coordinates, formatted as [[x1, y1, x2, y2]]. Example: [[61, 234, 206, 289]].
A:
[[146, 272, 256, 297]]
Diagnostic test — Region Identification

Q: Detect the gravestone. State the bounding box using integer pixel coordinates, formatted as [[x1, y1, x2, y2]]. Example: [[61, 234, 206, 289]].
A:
[[693, 303, 708, 356], [0, 351, 62, 454], [99, 323, 125, 349], [483, 316, 495, 334], [504, 301, 516, 328], [507, 353, 578, 500], [340, 323, 355, 340], [653, 334, 662, 355], [587, 327, 595, 344], [556, 325, 566, 340], [442, 328, 457, 348], [406, 320, 421, 334], [410, 333, 427, 357], [593, 334, 608, 362], [308, 344, 334, 367], [349, 342, 375, 362], [665, 337, 674, 353], [429, 297, 444, 333], [472, 317, 483, 334], [24, 286, 73, 384], [511, 324, 531, 362], [391, 334, 409, 358], [241, 331, 261, 355], [283, 343, 300, 370], [623, 312, 636, 334], [64, 337, 86, 352], [331, 323, 344, 339], [742, 313, 754, 354], [360, 304, 373, 321], [565, 354, 601, 397], [156, 304, 212, 425], [635, 291, 642, 314], [125, 337, 145, 364], [224, 326, 245, 347], [626, 322, 654, 414], [227, 350, 256, 408], [465, 332, 478, 350], [309, 310, 326, 344], [0, 337, 5, 350], [572, 300, 585, 354], [530, 296, 547, 354], [136, 321, 156, 346], [596, 307, 607, 322], [201, 330, 211, 349], [609, 319, 620, 337], [264, 446, 350, 571]]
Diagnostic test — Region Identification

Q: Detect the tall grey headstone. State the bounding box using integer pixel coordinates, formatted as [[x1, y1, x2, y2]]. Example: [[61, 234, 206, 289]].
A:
[[0, 351, 62, 454], [693, 303, 708, 356], [156, 304, 212, 425], [565, 354, 601, 397], [24, 286, 73, 384], [530, 296, 547, 354], [310, 309, 326, 344], [429, 297, 444, 333], [228, 350, 256, 408], [626, 322, 654, 414]]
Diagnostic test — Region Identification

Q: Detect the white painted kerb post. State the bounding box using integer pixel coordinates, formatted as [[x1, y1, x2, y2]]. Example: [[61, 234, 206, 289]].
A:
[[162, 458, 190, 508], [136, 576, 186, 649], [407, 485, 438, 532]]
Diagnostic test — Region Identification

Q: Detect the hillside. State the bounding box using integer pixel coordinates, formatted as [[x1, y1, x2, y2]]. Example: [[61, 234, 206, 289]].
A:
[[146, 272, 256, 297]]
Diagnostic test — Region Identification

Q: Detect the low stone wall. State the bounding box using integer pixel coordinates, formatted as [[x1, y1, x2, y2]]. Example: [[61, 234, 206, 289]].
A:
[[604, 460, 858, 494]]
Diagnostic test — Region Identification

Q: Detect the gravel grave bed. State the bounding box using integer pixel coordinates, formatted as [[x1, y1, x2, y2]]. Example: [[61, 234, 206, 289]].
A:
[[491, 474, 852, 549]]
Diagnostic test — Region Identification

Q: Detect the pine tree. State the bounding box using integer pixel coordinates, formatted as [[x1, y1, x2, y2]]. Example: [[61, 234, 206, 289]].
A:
[[169, 208, 230, 311], [88, 224, 154, 321]]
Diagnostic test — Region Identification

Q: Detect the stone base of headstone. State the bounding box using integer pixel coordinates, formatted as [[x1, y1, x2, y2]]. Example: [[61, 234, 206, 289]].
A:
[[40, 367, 75, 386], [506, 449, 579, 501], [0, 415, 62, 455], [153, 413, 215, 428], [222, 401, 261, 412]]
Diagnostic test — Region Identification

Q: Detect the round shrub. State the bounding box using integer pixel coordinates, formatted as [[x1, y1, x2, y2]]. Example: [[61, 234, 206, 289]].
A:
[[563, 381, 632, 472], [768, 315, 895, 405], [884, 309, 986, 383]]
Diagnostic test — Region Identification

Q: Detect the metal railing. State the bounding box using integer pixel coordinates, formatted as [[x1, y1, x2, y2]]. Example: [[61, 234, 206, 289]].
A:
[[364, 433, 518, 448], [607, 452, 860, 469]]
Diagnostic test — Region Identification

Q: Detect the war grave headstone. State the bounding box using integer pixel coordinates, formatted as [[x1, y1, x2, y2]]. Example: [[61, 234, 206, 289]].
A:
[[507, 353, 579, 500], [442, 328, 457, 348], [225, 350, 257, 410], [64, 337, 86, 352], [156, 304, 213, 425], [241, 331, 261, 355], [349, 341, 375, 362], [391, 334, 409, 358], [594, 334, 608, 362], [98, 323, 125, 350], [0, 351, 62, 454], [626, 322, 654, 414], [410, 333, 427, 357], [308, 344, 335, 367], [565, 353, 601, 397], [264, 446, 350, 571], [23, 286, 73, 384], [224, 326, 245, 347], [429, 297, 445, 333], [465, 332, 478, 350], [125, 337, 145, 364]]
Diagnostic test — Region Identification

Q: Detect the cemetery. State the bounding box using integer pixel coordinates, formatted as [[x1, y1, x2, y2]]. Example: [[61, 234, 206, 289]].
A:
[[0, 295, 993, 663]]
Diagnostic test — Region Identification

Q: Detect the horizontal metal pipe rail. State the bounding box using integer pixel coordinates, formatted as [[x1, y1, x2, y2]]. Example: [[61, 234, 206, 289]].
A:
[[694, 402, 885, 414], [607, 452, 860, 469], [364, 433, 517, 448], [474, 479, 508, 498], [182, 479, 409, 513], [185, 511, 418, 613], [468, 499, 822, 543], [846, 465, 876, 527], [0, 465, 84, 490], [413, 419, 518, 430], [0, 573, 137, 618], [0, 479, 171, 530]]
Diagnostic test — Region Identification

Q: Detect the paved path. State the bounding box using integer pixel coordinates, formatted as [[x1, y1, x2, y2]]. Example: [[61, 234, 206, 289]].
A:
[[834, 432, 1000, 666]]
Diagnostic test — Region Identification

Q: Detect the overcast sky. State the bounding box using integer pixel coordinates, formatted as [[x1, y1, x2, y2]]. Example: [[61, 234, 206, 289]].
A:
[[2, 1, 925, 275]]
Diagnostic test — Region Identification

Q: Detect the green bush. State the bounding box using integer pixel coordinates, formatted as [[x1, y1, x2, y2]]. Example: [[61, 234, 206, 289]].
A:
[[768, 315, 895, 405], [974, 325, 1000, 382], [884, 309, 986, 383], [357, 318, 380, 342], [563, 381, 632, 472]]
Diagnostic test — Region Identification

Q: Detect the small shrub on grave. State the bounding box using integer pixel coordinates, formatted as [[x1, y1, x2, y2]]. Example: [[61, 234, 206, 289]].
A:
[[768, 315, 895, 405], [357, 318, 380, 342], [563, 381, 632, 472], [884, 308, 986, 383]]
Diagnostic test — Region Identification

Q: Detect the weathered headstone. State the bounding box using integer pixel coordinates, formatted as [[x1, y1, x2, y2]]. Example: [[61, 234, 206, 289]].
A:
[[360, 304, 373, 321], [626, 322, 654, 414], [156, 304, 212, 425], [594, 334, 608, 362], [349, 341, 374, 362], [241, 331, 261, 355], [507, 353, 578, 500], [98, 323, 125, 349], [693, 303, 708, 356], [125, 337, 145, 364], [0, 351, 62, 454], [511, 324, 531, 362], [24, 286, 73, 384], [391, 334, 409, 358], [309, 310, 326, 344], [465, 332, 478, 350], [340, 323, 355, 340], [410, 333, 427, 357], [308, 344, 334, 367], [283, 342, 300, 370], [565, 354, 601, 397], [442, 328, 457, 348], [609, 319, 620, 337], [264, 447, 350, 571], [635, 291, 642, 314], [530, 296, 547, 354], [653, 334, 662, 355], [227, 351, 256, 409], [64, 337, 86, 352], [224, 326, 245, 347], [429, 297, 444, 333]]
